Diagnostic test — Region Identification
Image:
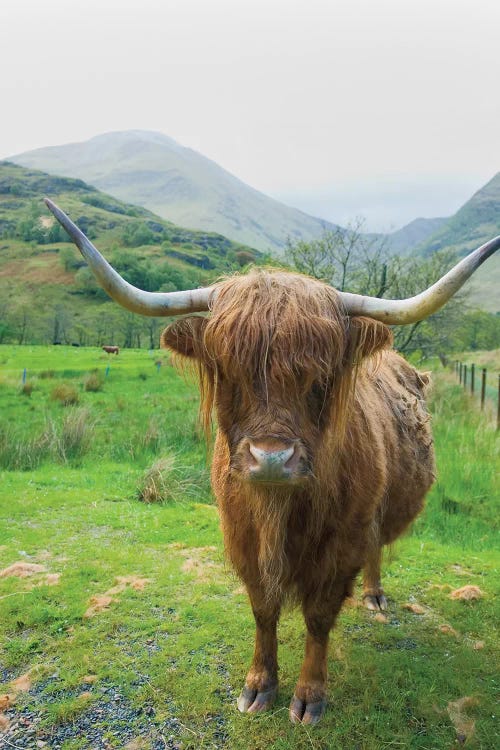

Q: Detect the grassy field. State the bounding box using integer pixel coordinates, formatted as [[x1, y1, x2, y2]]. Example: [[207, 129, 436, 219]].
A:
[[0, 345, 498, 750]]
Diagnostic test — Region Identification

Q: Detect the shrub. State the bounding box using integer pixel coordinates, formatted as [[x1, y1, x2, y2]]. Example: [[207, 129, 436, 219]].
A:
[[19, 381, 35, 397], [39, 370, 56, 379], [51, 383, 80, 406]]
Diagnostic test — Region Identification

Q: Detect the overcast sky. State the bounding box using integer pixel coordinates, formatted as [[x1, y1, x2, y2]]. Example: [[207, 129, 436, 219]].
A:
[[1, 0, 498, 230]]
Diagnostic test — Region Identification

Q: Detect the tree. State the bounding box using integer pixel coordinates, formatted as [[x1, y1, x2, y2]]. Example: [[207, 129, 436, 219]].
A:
[[453, 310, 500, 351], [48, 304, 73, 345], [286, 225, 474, 360], [122, 221, 156, 247], [287, 219, 394, 296]]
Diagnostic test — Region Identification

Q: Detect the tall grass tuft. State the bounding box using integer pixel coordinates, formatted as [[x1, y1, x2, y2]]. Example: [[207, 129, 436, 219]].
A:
[[137, 455, 205, 503], [83, 371, 104, 392], [0, 424, 49, 470], [0, 408, 95, 469], [58, 407, 96, 462], [138, 456, 176, 503], [51, 383, 80, 406]]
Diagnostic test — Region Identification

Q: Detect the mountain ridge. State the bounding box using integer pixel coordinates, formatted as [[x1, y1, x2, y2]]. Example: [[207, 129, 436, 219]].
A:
[[10, 130, 448, 257], [10, 130, 342, 254], [8, 131, 499, 311]]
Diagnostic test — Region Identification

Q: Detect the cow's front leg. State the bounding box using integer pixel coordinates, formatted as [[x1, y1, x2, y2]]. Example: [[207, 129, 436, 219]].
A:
[[237, 585, 281, 714], [290, 579, 354, 725]]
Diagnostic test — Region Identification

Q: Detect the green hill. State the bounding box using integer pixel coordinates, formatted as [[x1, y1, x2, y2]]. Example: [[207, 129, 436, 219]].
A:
[[0, 162, 259, 346], [418, 173, 500, 255], [10, 130, 342, 254], [415, 173, 500, 312]]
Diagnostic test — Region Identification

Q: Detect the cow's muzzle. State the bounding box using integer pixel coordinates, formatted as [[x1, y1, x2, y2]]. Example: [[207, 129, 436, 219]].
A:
[[237, 438, 310, 484]]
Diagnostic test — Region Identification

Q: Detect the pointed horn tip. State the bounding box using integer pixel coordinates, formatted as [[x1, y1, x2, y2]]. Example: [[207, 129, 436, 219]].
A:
[[44, 197, 59, 215]]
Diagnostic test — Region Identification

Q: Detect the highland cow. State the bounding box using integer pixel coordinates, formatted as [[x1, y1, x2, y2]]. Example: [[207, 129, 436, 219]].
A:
[[44, 198, 500, 725]]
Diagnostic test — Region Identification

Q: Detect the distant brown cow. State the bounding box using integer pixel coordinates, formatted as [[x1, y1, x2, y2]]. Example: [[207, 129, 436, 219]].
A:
[[44, 199, 500, 725], [102, 345, 119, 355]]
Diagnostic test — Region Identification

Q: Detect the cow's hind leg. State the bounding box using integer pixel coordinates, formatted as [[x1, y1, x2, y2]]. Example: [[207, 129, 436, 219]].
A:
[[362, 544, 387, 611], [237, 584, 281, 714]]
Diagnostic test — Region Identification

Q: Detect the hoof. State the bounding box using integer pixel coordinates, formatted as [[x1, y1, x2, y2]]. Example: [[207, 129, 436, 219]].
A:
[[237, 685, 277, 714], [289, 695, 326, 725], [363, 593, 388, 611]]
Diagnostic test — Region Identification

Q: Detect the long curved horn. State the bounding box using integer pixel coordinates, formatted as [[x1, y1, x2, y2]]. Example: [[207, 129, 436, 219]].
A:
[[338, 236, 500, 325], [45, 198, 212, 317]]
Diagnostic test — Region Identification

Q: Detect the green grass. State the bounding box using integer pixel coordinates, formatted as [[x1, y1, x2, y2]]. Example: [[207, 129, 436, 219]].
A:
[[0, 345, 498, 749]]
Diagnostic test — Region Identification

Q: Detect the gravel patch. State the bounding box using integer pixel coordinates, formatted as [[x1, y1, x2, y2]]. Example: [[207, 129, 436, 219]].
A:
[[1, 661, 232, 749], [1, 679, 185, 749]]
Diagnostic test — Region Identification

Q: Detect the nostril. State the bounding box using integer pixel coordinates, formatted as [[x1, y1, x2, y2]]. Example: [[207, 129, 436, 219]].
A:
[[246, 442, 260, 469], [284, 446, 300, 471]]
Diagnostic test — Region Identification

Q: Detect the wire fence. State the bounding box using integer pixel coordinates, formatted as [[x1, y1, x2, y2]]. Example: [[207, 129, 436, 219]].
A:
[[453, 360, 500, 430]]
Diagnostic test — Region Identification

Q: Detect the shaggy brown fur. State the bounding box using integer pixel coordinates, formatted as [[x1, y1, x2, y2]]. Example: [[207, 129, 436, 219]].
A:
[[162, 268, 435, 725]]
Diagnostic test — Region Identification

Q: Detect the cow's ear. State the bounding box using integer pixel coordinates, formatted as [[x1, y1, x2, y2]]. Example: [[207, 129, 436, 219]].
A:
[[347, 316, 393, 361], [161, 316, 208, 359]]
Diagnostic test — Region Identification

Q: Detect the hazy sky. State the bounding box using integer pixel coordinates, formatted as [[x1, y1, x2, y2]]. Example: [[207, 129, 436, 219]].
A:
[[1, 0, 499, 230]]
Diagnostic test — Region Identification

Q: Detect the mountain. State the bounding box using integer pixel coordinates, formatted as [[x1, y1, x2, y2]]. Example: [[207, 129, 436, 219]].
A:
[[385, 217, 448, 256], [417, 172, 500, 256], [10, 130, 342, 254], [414, 173, 500, 312], [0, 162, 258, 345], [7, 132, 499, 310]]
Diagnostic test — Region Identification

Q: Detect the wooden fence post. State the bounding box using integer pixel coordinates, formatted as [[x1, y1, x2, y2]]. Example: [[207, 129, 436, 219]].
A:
[[459, 362, 462, 384], [470, 363, 475, 395], [481, 368, 487, 411], [463, 364, 467, 389]]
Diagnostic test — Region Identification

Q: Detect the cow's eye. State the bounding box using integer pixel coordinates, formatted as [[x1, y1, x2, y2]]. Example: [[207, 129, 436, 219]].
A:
[[307, 381, 326, 409], [306, 380, 332, 426]]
